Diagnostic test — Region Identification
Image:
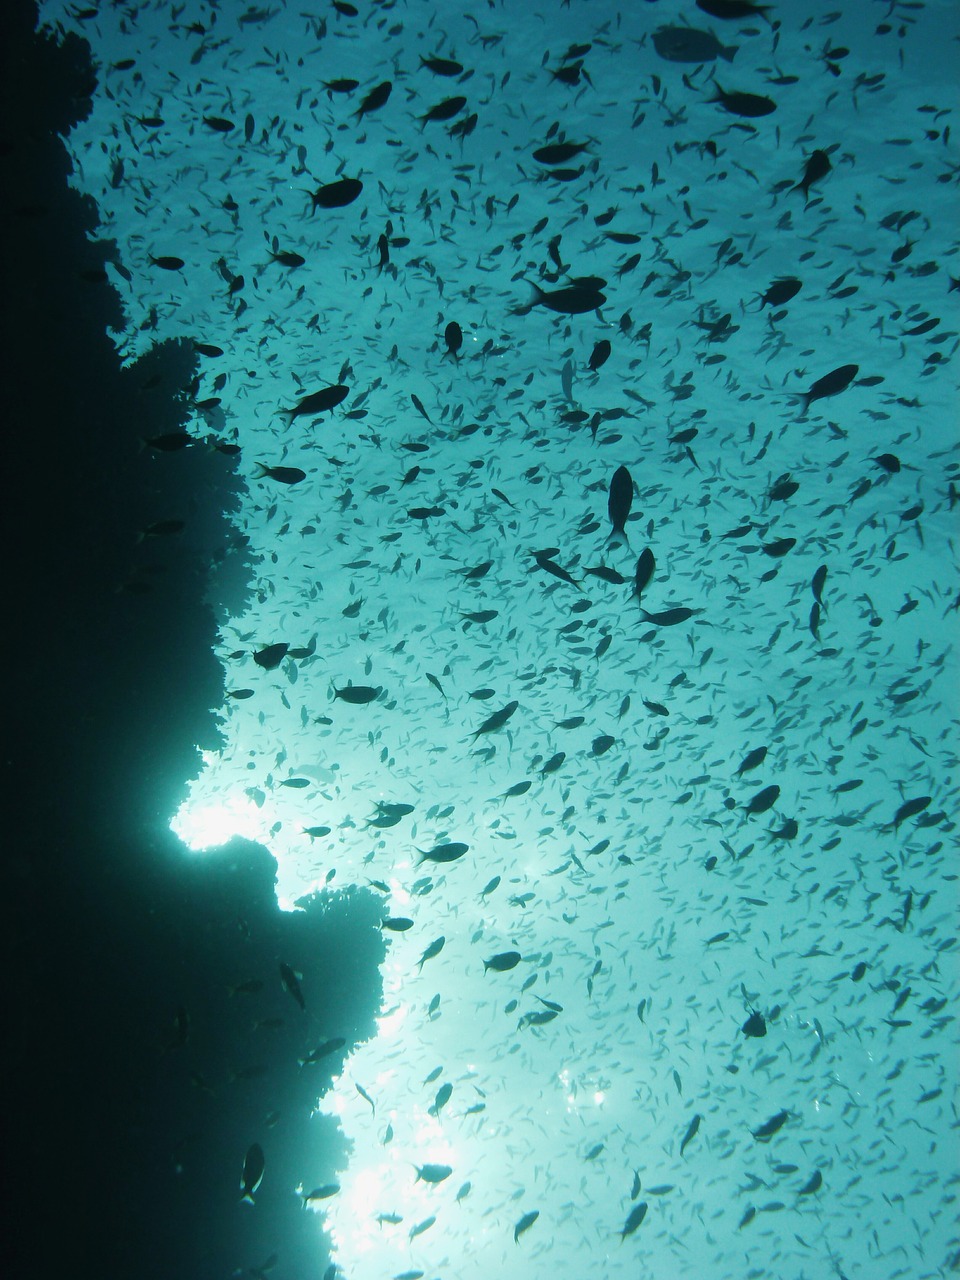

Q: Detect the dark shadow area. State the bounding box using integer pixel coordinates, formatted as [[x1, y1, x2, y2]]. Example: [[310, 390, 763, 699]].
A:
[[1, 5, 382, 1276]]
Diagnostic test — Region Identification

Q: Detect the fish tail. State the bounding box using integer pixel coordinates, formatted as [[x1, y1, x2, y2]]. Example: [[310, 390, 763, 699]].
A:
[[278, 410, 295, 429], [606, 528, 630, 550], [720, 45, 738, 63]]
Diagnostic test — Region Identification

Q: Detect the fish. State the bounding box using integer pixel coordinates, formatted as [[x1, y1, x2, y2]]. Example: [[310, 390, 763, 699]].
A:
[[533, 552, 581, 589], [444, 321, 462, 357], [417, 842, 469, 864], [533, 141, 589, 165], [742, 1010, 767, 1037], [279, 963, 305, 1010], [430, 1083, 452, 1117], [299, 1038, 346, 1066], [588, 339, 611, 371], [736, 747, 767, 775], [240, 1143, 265, 1204], [514, 1209, 539, 1242], [619, 1200, 648, 1239], [302, 1184, 340, 1205], [483, 951, 522, 973], [752, 1109, 790, 1141], [253, 642, 289, 670], [793, 149, 832, 202], [679, 1114, 701, 1156], [798, 1170, 823, 1195], [633, 548, 656, 602], [420, 55, 463, 76], [148, 252, 184, 270], [418, 96, 467, 129], [254, 465, 306, 485], [333, 684, 382, 704], [308, 177, 363, 211], [745, 784, 780, 815], [812, 565, 828, 608], [472, 700, 518, 738], [279, 384, 349, 426], [355, 81, 392, 118], [607, 466, 634, 546], [652, 26, 737, 64], [697, 0, 771, 18], [414, 1163, 452, 1184], [522, 279, 607, 315], [416, 938, 445, 971], [710, 85, 776, 117], [891, 795, 931, 829], [758, 277, 802, 309], [639, 606, 697, 626], [795, 364, 859, 415]]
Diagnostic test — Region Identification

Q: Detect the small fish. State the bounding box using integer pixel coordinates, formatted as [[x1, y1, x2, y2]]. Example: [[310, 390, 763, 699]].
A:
[[483, 951, 522, 973], [752, 1109, 790, 1141], [607, 466, 634, 547], [240, 1143, 265, 1204], [416, 937, 445, 971], [514, 1209, 539, 1242], [279, 963, 305, 1010], [414, 1162, 452, 1184], [679, 1114, 701, 1156]]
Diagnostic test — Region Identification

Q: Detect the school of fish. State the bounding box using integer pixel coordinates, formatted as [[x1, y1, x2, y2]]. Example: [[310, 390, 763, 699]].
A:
[[41, 0, 958, 1277]]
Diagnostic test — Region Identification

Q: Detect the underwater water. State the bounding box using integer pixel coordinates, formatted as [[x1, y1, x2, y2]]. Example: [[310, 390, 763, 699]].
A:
[[30, 0, 958, 1277]]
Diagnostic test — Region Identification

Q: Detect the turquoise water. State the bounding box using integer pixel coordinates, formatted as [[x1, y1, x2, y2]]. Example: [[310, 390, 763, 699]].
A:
[[38, 1, 958, 1277]]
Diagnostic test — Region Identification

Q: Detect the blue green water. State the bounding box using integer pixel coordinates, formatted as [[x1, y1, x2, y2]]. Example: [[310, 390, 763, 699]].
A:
[[37, 1, 958, 1276]]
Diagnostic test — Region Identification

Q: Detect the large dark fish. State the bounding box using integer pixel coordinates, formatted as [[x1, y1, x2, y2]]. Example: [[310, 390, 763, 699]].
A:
[[793, 149, 831, 201], [633, 548, 656, 601], [652, 26, 737, 63], [532, 141, 589, 165], [795, 363, 859, 415], [607, 466, 633, 546], [279, 384, 349, 426], [522, 278, 607, 314], [710, 85, 776, 117], [309, 177, 363, 211], [697, 0, 772, 19]]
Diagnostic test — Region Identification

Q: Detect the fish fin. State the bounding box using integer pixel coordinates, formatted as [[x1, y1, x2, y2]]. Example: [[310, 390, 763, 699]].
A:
[[720, 44, 738, 63]]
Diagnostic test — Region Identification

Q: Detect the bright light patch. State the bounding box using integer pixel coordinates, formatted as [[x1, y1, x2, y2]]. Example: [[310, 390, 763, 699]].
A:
[[171, 789, 265, 851]]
